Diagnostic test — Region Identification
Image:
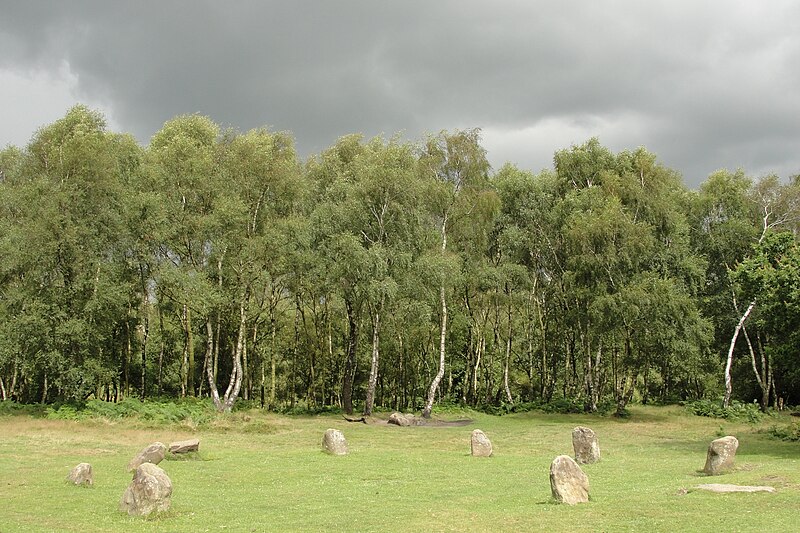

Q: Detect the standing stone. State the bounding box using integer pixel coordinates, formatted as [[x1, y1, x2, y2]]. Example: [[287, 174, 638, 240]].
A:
[[66, 463, 93, 486], [470, 429, 493, 457], [550, 455, 590, 505], [119, 463, 173, 516], [572, 426, 600, 464], [169, 438, 200, 454], [703, 436, 739, 475], [126, 442, 167, 472], [322, 429, 348, 455]]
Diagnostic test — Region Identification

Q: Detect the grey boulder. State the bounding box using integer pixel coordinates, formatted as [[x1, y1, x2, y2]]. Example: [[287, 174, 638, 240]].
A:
[[66, 462, 93, 486], [119, 463, 173, 516], [550, 455, 590, 505], [322, 428, 348, 455], [703, 436, 739, 475]]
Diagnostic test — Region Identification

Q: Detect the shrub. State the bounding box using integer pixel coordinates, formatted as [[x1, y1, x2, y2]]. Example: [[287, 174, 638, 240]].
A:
[[41, 398, 216, 426], [685, 399, 766, 423], [764, 423, 800, 441]]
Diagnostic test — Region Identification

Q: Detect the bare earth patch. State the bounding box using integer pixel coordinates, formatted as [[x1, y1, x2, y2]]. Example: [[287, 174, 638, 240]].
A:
[[695, 483, 776, 493], [344, 415, 473, 427]]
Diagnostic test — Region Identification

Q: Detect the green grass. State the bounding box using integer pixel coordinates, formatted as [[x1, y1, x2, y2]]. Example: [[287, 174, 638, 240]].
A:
[[1, 405, 798, 532]]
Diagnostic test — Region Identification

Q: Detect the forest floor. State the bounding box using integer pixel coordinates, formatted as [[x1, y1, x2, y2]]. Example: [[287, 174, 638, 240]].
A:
[[1, 404, 799, 532]]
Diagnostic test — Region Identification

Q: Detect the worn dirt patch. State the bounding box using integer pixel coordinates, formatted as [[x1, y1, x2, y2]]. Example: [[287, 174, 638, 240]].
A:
[[362, 416, 473, 427]]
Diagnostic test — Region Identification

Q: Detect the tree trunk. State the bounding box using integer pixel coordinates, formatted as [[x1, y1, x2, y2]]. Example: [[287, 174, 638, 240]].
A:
[[222, 296, 248, 412], [723, 299, 756, 408], [205, 319, 222, 410], [180, 305, 188, 398], [139, 287, 149, 401], [41, 370, 48, 404], [186, 306, 195, 396], [342, 297, 359, 415], [124, 321, 131, 399], [157, 301, 166, 396], [269, 308, 277, 409], [364, 305, 382, 416], [503, 299, 513, 404], [472, 335, 484, 406], [423, 284, 447, 418], [742, 325, 771, 411]]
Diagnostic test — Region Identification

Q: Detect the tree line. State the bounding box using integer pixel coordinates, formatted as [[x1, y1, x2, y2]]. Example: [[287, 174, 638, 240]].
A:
[[1, 105, 798, 415]]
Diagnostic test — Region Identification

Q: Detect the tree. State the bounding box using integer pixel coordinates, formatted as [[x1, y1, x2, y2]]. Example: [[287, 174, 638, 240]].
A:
[[419, 129, 495, 418], [0, 105, 137, 402]]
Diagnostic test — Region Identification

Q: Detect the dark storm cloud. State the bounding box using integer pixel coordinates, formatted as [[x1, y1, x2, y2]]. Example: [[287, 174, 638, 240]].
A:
[[1, 0, 799, 186]]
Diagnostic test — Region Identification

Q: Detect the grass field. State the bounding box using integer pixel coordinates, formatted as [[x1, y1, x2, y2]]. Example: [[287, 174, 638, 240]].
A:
[[0, 405, 798, 532]]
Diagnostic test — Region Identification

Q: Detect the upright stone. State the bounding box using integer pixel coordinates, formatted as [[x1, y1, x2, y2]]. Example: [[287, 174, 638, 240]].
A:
[[119, 463, 173, 516], [703, 436, 739, 475], [66, 463, 93, 486], [127, 442, 167, 472], [322, 429, 348, 455], [572, 426, 600, 464], [470, 429, 493, 457], [169, 438, 200, 454], [550, 455, 590, 505]]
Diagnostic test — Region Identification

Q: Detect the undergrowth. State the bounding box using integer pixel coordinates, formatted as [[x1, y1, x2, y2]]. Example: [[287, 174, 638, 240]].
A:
[[478, 397, 616, 416], [684, 399, 768, 423], [41, 398, 217, 426], [763, 422, 800, 441]]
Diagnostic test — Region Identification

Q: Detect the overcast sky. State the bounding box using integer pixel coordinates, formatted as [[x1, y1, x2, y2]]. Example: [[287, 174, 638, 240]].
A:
[[1, 1, 799, 187]]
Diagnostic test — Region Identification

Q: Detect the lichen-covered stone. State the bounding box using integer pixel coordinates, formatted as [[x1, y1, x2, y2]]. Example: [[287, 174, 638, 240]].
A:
[[572, 426, 600, 464], [470, 429, 493, 457], [119, 463, 172, 516], [703, 436, 739, 475], [169, 438, 200, 454], [322, 428, 348, 455], [127, 442, 167, 472], [550, 455, 589, 505], [388, 412, 421, 426], [66, 463, 93, 486]]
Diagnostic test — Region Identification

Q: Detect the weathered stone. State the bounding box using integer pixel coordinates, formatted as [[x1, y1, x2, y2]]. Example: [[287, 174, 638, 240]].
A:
[[169, 438, 200, 454], [695, 483, 776, 493], [572, 426, 600, 464], [66, 462, 93, 486], [550, 455, 590, 505], [470, 429, 493, 457], [322, 428, 348, 455], [126, 442, 167, 472], [119, 463, 173, 516], [388, 412, 420, 427], [703, 436, 739, 475]]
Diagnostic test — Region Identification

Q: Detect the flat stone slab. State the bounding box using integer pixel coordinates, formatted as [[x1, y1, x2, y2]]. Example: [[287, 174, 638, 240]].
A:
[[695, 483, 776, 493], [169, 438, 200, 454]]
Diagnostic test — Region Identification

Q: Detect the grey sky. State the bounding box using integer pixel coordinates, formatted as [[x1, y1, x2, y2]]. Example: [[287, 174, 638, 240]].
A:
[[1, 1, 799, 187]]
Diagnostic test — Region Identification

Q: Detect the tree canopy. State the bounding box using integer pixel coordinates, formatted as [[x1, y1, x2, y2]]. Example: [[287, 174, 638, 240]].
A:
[[1, 105, 798, 413]]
